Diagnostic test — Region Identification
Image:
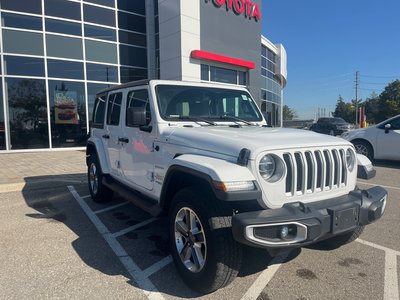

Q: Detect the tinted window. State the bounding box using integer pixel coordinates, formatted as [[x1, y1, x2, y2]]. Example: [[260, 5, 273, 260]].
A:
[[84, 5, 115, 27], [46, 35, 83, 59], [117, 0, 145, 15], [86, 63, 118, 82], [4, 56, 45, 77], [1, 0, 42, 15], [46, 19, 82, 36], [2, 13, 42, 31], [210, 66, 237, 85], [119, 30, 146, 47], [45, 0, 81, 20], [88, 83, 111, 121], [201, 65, 209, 81], [85, 24, 116, 41], [48, 81, 87, 147], [119, 45, 147, 68], [84, 0, 115, 7], [388, 117, 400, 130], [47, 59, 84, 79], [6, 78, 49, 149], [126, 89, 150, 127], [120, 67, 147, 83], [106, 93, 122, 125], [0, 82, 5, 150], [118, 11, 146, 33], [85, 40, 117, 64], [2, 30, 43, 56], [92, 94, 107, 127]]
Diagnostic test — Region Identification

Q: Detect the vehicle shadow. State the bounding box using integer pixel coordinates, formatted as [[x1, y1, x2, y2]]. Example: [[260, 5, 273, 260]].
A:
[[373, 159, 400, 170], [22, 174, 299, 298]]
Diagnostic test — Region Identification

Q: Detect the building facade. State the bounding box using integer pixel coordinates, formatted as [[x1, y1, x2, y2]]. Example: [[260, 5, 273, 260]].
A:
[[0, 0, 286, 152]]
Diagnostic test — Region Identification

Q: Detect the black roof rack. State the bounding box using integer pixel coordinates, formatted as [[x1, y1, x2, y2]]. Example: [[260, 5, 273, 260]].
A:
[[96, 79, 151, 95]]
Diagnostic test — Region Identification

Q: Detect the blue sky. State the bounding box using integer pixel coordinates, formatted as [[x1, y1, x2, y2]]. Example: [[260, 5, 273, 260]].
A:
[[261, 0, 400, 119]]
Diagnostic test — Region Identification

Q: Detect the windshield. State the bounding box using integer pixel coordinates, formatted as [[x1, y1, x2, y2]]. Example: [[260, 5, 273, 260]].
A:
[[156, 85, 263, 123]]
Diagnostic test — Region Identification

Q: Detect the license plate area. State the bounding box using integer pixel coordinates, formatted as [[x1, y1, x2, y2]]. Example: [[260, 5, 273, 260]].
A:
[[328, 205, 360, 234]]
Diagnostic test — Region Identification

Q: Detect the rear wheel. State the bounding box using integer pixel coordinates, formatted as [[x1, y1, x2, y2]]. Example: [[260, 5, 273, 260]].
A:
[[353, 140, 373, 160], [169, 187, 242, 294], [87, 155, 113, 203]]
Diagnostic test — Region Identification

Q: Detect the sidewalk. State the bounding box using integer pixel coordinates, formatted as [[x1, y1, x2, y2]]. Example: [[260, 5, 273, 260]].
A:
[[0, 150, 87, 192]]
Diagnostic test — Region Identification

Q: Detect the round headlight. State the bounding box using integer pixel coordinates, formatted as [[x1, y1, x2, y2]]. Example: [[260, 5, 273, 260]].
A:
[[346, 149, 356, 171], [259, 155, 276, 180]]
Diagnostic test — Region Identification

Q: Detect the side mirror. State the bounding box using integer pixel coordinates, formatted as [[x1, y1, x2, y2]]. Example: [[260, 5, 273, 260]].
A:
[[127, 106, 147, 127], [384, 123, 391, 134]]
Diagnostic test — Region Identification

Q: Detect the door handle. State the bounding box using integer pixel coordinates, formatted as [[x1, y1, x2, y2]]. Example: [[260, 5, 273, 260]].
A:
[[102, 134, 110, 139], [118, 137, 129, 143]]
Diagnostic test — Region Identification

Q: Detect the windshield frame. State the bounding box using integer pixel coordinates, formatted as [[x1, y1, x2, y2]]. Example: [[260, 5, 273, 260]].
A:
[[155, 84, 264, 123]]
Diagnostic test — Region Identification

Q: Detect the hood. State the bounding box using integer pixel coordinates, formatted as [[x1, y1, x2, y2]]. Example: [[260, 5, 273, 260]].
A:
[[163, 126, 352, 159]]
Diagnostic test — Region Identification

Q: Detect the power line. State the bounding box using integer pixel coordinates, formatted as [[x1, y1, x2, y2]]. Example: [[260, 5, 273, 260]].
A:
[[361, 74, 400, 79]]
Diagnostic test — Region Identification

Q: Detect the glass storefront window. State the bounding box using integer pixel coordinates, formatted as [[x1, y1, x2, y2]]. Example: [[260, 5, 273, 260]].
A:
[[118, 11, 146, 33], [45, 19, 82, 36], [86, 63, 118, 82], [201, 64, 209, 81], [0, 82, 5, 150], [210, 66, 237, 85], [45, 0, 81, 21], [120, 66, 147, 83], [3, 29, 44, 56], [117, 0, 145, 15], [2, 13, 42, 31], [1, 0, 42, 15], [47, 59, 84, 79], [46, 35, 83, 60], [48, 81, 87, 148], [119, 45, 147, 68], [87, 83, 111, 121], [119, 30, 146, 47], [85, 40, 118, 64], [85, 24, 116, 41], [4, 56, 45, 77], [7, 78, 49, 149], [84, 0, 115, 8], [83, 4, 115, 27]]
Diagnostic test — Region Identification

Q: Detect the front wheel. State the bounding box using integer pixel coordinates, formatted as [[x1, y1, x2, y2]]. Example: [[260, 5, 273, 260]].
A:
[[87, 155, 113, 203], [169, 187, 242, 294], [317, 226, 365, 249], [353, 140, 373, 160]]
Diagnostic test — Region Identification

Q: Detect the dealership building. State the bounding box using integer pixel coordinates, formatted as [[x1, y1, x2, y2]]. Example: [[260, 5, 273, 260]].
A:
[[0, 0, 287, 152]]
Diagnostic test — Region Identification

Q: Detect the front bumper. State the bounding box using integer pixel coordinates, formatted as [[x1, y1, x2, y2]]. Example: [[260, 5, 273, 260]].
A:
[[232, 186, 387, 248]]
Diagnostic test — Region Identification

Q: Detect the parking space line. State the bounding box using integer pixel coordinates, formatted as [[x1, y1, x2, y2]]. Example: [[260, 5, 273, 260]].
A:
[[81, 195, 91, 199], [357, 239, 400, 256], [357, 181, 400, 191], [68, 186, 165, 300], [384, 252, 399, 300], [241, 251, 290, 300], [142, 256, 173, 279], [94, 201, 130, 214], [112, 217, 159, 238]]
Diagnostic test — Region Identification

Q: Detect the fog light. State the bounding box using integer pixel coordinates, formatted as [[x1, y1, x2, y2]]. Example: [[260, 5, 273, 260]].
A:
[[280, 226, 289, 238]]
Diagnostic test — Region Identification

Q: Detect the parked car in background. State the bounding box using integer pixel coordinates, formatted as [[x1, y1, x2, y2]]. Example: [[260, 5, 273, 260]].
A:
[[309, 117, 353, 136], [341, 114, 400, 161]]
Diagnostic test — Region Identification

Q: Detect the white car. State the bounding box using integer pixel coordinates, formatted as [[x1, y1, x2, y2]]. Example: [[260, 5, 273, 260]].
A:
[[341, 114, 400, 160]]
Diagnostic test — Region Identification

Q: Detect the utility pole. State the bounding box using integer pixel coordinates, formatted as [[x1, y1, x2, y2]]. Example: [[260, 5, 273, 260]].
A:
[[355, 71, 359, 127]]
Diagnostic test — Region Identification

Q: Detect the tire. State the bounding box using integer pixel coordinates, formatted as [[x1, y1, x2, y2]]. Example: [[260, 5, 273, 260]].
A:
[[353, 140, 374, 160], [87, 154, 113, 203], [317, 225, 365, 250], [169, 187, 242, 294]]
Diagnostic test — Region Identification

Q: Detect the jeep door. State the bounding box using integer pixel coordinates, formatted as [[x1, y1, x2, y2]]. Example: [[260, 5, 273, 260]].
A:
[[119, 88, 155, 190], [104, 92, 124, 178]]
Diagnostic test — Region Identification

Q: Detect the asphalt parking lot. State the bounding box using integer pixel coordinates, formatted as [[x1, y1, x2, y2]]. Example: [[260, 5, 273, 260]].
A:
[[0, 153, 399, 299]]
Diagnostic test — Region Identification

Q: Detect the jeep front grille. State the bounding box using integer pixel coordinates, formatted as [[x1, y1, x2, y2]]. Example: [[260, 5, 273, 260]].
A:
[[283, 149, 347, 196]]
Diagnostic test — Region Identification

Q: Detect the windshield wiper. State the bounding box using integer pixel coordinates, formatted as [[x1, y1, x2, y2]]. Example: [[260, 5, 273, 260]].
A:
[[178, 116, 217, 126], [219, 114, 254, 126]]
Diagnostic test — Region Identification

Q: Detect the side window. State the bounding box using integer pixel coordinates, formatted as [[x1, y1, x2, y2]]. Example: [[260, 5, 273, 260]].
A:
[[389, 117, 400, 130], [126, 89, 151, 127], [106, 92, 122, 126], [92, 93, 107, 128]]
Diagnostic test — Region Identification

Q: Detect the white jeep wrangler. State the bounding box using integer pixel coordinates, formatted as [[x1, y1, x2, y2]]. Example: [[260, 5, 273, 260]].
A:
[[86, 80, 387, 293]]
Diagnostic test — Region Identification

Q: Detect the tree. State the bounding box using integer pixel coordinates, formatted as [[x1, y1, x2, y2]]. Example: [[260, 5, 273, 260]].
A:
[[333, 95, 354, 123], [364, 92, 379, 124], [282, 105, 297, 120], [377, 80, 400, 122]]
